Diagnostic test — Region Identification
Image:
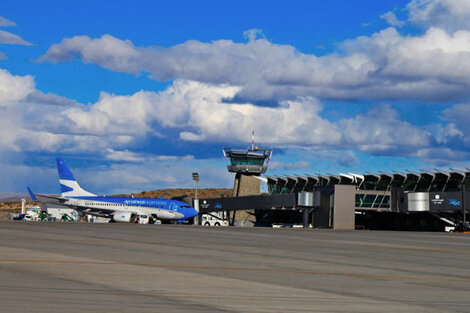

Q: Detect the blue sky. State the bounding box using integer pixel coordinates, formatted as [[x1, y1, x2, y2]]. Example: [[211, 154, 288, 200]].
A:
[[1, 0, 470, 194]]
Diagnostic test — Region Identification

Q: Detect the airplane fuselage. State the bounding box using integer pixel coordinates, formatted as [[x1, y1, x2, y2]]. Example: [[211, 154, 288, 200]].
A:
[[66, 196, 194, 220]]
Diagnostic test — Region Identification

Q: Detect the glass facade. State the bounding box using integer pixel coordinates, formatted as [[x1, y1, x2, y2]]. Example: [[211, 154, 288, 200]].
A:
[[355, 194, 390, 209], [230, 157, 265, 166]]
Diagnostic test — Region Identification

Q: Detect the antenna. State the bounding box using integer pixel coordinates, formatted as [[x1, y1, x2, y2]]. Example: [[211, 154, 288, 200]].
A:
[[251, 130, 255, 150]]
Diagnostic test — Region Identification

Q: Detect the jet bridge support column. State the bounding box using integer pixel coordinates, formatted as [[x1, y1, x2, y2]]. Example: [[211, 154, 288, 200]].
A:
[[303, 208, 314, 228], [298, 192, 315, 228]]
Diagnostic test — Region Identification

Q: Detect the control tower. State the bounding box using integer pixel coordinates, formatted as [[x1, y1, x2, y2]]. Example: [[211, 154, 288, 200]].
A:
[[223, 133, 272, 197]]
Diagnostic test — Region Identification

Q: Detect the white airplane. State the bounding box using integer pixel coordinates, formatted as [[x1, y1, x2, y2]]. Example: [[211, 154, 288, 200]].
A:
[[28, 158, 198, 223]]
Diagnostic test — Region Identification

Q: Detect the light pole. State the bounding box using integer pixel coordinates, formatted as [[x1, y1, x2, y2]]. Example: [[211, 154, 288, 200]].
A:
[[192, 172, 200, 225], [462, 182, 466, 226]]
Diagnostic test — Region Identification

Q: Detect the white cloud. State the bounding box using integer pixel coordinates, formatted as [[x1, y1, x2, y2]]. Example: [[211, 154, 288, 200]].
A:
[[37, 35, 138, 72], [38, 21, 470, 102], [0, 65, 467, 192], [43, 78, 436, 160], [105, 148, 145, 162], [410, 147, 470, 165], [381, 11, 405, 27], [56, 80, 342, 146], [339, 104, 431, 154], [441, 103, 470, 144], [0, 16, 16, 27], [0, 66, 437, 167], [407, 0, 470, 31], [270, 161, 310, 171], [0, 17, 32, 59], [104, 148, 195, 163], [76, 158, 232, 194], [0, 68, 35, 107], [0, 68, 125, 155], [0, 30, 32, 46], [243, 28, 265, 41]]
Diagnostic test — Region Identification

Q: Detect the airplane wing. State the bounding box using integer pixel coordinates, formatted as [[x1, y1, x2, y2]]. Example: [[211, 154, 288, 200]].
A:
[[62, 202, 115, 215], [32, 192, 115, 217], [34, 193, 67, 202]]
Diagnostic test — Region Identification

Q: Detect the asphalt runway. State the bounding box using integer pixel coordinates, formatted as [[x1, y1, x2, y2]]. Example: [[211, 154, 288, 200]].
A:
[[1, 222, 470, 312]]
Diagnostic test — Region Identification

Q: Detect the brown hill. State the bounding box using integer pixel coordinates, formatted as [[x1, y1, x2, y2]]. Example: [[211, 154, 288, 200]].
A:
[[123, 188, 232, 199]]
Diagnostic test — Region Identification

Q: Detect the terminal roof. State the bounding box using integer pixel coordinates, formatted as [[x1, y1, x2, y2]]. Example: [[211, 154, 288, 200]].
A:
[[266, 168, 470, 193]]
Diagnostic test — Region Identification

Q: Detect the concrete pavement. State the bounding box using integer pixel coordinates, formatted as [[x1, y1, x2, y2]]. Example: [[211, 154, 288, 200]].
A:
[[0, 222, 469, 312]]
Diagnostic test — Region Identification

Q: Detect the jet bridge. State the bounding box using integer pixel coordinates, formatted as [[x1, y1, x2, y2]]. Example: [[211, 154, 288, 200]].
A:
[[198, 186, 343, 228]]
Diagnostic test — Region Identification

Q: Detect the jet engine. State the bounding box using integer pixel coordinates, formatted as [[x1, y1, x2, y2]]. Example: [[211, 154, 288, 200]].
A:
[[112, 212, 136, 223]]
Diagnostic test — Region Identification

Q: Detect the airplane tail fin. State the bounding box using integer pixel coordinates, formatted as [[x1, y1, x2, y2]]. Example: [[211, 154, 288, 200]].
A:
[[56, 158, 96, 197]]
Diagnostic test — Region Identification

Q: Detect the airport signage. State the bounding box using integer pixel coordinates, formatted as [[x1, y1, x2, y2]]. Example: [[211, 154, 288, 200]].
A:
[[429, 192, 462, 212], [430, 194, 444, 205]]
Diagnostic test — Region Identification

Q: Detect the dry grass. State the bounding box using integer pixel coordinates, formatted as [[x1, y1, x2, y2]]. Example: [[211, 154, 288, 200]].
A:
[[0, 201, 40, 211]]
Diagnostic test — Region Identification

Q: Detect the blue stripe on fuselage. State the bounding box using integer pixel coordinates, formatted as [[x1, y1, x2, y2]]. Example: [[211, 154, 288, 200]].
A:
[[66, 196, 197, 219], [68, 196, 175, 210]]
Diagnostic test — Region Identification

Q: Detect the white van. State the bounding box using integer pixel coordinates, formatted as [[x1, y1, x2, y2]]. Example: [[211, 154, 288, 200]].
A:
[[201, 212, 229, 226]]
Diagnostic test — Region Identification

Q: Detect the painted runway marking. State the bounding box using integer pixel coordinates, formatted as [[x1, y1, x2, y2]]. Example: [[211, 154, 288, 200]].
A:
[[1, 258, 470, 283]]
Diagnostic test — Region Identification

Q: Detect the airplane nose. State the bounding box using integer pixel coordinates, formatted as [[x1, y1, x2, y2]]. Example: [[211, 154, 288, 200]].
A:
[[185, 207, 198, 219]]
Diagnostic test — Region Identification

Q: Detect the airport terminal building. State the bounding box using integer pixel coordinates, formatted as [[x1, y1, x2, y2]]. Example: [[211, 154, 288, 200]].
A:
[[200, 145, 469, 231], [258, 170, 470, 230], [266, 170, 470, 210]]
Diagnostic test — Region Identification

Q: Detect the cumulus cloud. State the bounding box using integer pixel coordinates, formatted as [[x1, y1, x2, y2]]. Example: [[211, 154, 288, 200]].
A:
[[441, 103, 470, 145], [0, 68, 35, 107], [339, 104, 431, 154], [0, 66, 441, 164], [1, 64, 468, 191], [41, 78, 437, 162], [38, 20, 470, 102], [0, 68, 130, 155], [38, 34, 378, 101], [407, 0, 470, 31], [410, 147, 470, 166], [53, 80, 341, 146], [37, 35, 138, 72]]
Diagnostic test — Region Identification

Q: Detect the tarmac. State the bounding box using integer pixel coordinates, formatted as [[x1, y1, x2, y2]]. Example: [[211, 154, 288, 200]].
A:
[[0, 221, 470, 312]]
